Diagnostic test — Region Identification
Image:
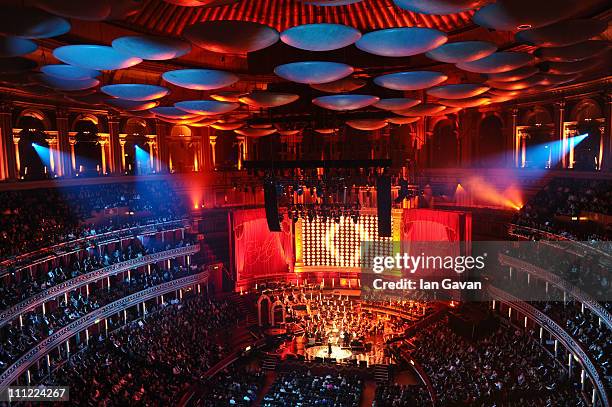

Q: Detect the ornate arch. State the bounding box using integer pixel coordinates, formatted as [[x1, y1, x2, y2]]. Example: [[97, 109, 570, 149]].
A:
[[71, 113, 99, 131], [17, 109, 51, 130], [569, 98, 603, 122], [257, 294, 271, 326], [519, 106, 553, 126], [269, 299, 286, 326]]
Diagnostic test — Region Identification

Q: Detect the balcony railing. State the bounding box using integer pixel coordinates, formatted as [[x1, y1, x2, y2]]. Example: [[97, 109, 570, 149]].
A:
[[0, 245, 200, 328], [0, 218, 190, 276], [0, 270, 210, 392], [488, 285, 609, 407], [498, 253, 612, 330]]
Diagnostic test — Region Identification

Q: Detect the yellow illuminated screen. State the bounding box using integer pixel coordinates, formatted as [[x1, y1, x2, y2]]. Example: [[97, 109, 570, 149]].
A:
[[300, 215, 393, 268]]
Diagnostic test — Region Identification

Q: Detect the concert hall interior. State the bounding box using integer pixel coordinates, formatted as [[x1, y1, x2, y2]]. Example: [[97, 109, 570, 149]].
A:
[[0, 0, 611, 406]]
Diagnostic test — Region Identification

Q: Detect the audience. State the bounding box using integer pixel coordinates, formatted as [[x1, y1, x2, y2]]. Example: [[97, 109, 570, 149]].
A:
[[262, 370, 362, 407], [0, 262, 201, 372], [0, 181, 188, 261], [0, 238, 193, 311], [514, 178, 611, 241], [406, 316, 586, 407], [373, 383, 432, 407], [43, 294, 241, 406], [200, 365, 263, 407]]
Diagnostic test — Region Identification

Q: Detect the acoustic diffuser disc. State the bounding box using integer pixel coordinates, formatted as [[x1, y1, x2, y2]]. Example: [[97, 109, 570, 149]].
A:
[[280, 23, 361, 51], [162, 69, 239, 90], [356, 28, 447, 57], [374, 71, 447, 91], [393, 0, 490, 14], [312, 94, 380, 111], [239, 92, 299, 108], [184, 20, 279, 54], [112, 36, 191, 60], [174, 100, 239, 115], [425, 41, 497, 63], [54, 45, 142, 70], [456, 52, 534, 74], [101, 84, 169, 101], [274, 62, 353, 84], [427, 84, 490, 99]]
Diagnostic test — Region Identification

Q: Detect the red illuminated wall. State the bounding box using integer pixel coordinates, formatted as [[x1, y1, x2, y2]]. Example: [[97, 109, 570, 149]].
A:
[[232, 208, 294, 282]]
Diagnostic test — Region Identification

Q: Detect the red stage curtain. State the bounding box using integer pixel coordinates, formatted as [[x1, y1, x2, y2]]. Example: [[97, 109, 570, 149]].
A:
[[233, 208, 294, 281], [401, 209, 461, 242]]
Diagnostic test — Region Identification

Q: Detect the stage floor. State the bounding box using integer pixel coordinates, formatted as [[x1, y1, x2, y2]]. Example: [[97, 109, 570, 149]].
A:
[[305, 345, 353, 361]]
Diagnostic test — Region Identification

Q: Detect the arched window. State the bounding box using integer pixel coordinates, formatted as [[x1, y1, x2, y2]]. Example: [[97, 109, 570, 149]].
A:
[[431, 119, 457, 168], [74, 120, 101, 176], [477, 115, 504, 168], [17, 116, 49, 179]]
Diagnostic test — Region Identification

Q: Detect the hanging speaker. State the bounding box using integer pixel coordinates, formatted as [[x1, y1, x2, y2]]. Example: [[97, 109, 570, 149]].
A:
[[377, 175, 391, 237], [263, 180, 281, 232]]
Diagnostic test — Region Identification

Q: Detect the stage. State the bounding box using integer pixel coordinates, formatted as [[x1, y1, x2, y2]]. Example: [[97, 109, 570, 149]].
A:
[[305, 345, 353, 361]]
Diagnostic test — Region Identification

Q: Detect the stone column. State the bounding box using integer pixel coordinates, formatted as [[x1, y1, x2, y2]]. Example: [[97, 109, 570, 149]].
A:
[[0, 103, 16, 180], [554, 100, 566, 168], [107, 114, 121, 175], [512, 108, 519, 168], [56, 109, 71, 177], [155, 120, 169, 173], [209, 134, 217, 170], [235, 135, 245, 170]]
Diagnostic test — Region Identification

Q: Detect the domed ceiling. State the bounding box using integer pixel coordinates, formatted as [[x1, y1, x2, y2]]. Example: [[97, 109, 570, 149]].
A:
[[0, 0, 609, 135]]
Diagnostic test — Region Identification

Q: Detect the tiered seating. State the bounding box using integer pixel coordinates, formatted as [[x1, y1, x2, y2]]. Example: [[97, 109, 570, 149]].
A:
[[262, 370, 362, 407]]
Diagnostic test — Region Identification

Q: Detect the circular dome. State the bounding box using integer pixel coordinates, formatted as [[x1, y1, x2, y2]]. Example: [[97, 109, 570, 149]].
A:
[[150, 107, 201, 120], [274, 61, 353, 84], [457, 52, 534, 74], [53, 45, 142, 70], [396, 104, 446, 116], [239, 92, 299, 108], [515, 19, 608, 48], [280, 23, 361, 51], [473, 0, 604, 31], [162, 69, 239, 90], [175, 100, 239, 115], [41, 64, 100, 80], [101, 84, 169, 101], [36, 74, 99, 91], [426, 41, 497, 63], [534, 41, 611, 62], [312, 94, 379, 111], [487, 66, 539, 82], [440, 97, 491, 108], [356, 27, 447, 57], [112, 36, 192, 60], [374, 71, 448, 91], [393, 0, 489, 14], [184, 20, 279, 54], [374, 98, 421, 111], [0, 37, 37, 58], [487, 75, 548, 90], [105, 99, 159, 111], [33, 0, 112, 21], [0, 7, 71, 39], [310, 77, 367, 93], [346, 119, 388, 131], [427, 84, 490, 99]]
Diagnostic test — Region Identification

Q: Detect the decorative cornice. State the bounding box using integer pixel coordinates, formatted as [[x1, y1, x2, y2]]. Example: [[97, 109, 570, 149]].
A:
[[0, 271, 209, 391], [0, 245, 199, 328], [489, 285, 609, 407]]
